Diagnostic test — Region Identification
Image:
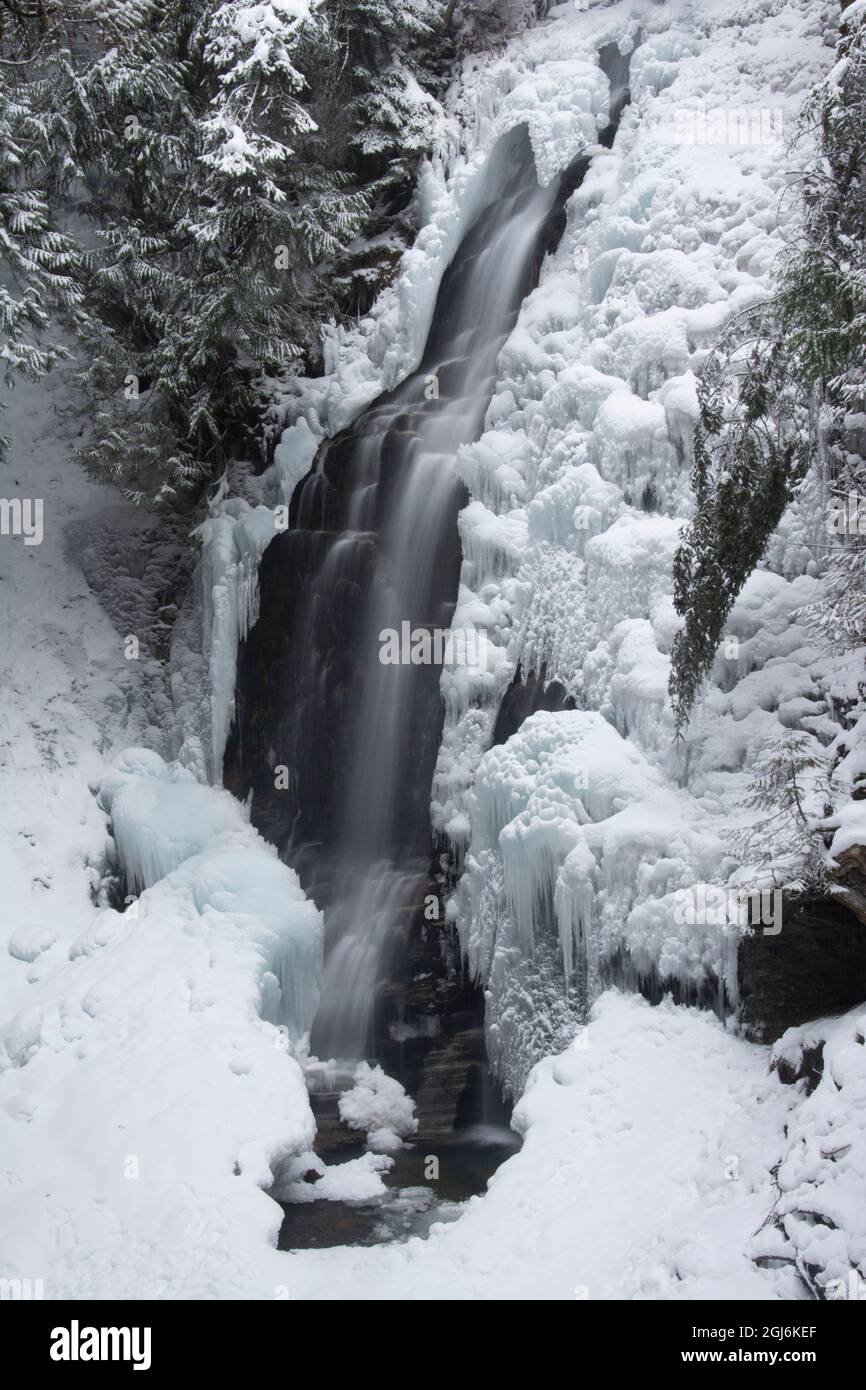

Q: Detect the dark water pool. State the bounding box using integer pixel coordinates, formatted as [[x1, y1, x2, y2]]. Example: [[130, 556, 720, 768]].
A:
[[276, 1128, 520, 1251]]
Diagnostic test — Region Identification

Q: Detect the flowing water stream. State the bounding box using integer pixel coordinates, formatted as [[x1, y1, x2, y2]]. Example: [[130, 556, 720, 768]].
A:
[[227, 44, 634, 1247], [309, 135, 561, 1062]]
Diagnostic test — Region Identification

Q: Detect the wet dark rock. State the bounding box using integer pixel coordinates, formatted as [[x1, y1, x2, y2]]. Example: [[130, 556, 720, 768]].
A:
[[491, 662, 575, 747], [373, 879, 512, 1144], [738, 892, 866, 1043], [773, 1041, 825, 1095], [834, 842, 866, 924]]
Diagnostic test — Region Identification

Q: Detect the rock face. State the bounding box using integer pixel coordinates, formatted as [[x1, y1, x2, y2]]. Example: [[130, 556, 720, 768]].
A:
[[375, 887, 511, 1141], [309, 886, 510, 1154], [738, 892, 866, 1043], [491, 664, 575, 747]]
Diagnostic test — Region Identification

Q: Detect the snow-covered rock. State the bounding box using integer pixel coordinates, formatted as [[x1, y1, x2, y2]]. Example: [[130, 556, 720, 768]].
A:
[[338, 1062, 419, 1151], [762, 1009, 866, 1298], [0, 748, 323, 1297]]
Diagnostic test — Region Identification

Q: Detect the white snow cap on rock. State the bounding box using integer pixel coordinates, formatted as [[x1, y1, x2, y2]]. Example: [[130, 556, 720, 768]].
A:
[[338, 1062, 419, 1151]]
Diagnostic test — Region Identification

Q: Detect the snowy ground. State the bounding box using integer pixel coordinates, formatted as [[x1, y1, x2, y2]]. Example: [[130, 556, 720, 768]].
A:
[[2, 0, 865, 1302], [0, 368, 132, 1029], [0, 370, 323, 1299], [266, 994, 804, 1302]]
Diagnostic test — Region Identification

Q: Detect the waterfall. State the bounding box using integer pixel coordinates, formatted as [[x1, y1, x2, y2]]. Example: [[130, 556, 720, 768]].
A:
[[227, 37, 634, 1078], [228, 124, 564, 1063], [313, 146, 569, 1058]]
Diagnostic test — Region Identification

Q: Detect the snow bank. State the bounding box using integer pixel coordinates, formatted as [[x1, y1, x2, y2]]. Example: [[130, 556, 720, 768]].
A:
[[758, 1009, 866, 1298], [261, 993, 802, 1300], [0, 749, 323, 1297]]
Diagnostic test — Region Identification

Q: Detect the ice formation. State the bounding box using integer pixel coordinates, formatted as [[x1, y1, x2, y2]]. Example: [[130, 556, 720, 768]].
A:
[[97, 748, 323, 1038], [188, 416, 321, 783], [418, 0, 843, 1091]]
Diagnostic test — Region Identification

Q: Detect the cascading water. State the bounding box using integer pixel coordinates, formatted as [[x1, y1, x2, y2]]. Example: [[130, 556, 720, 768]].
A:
[[226, 45, 635, 1177], [229, 124, 565, 1065], [313, 150, 564, 1061]]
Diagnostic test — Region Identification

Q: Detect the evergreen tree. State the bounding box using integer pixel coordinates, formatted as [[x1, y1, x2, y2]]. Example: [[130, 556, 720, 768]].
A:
[[75, 0, 370, 498], [0, 0, 448, 499], [725, 730, 834, 892], [669, 330, 812, 727], [0, 0, 86, 459], [304, 0, 445, 312], [670, 2, 866, 728], [328, 0, 441, 171]]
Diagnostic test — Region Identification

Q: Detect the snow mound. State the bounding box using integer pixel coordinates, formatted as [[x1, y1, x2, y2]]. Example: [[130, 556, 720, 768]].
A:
[[0, 749, 323, 1297], [759, 1010, 866, 1298], [338, 1062, 419, 1150], [267, 993, 802, 1300], [278, 1151, 394, 1205]]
